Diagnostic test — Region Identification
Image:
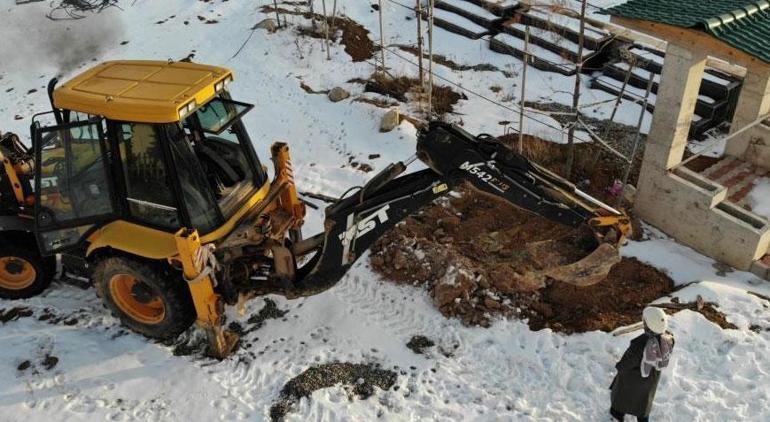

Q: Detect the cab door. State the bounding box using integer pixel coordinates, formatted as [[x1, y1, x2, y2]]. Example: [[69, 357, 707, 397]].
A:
[[33, 118, 117, 255]]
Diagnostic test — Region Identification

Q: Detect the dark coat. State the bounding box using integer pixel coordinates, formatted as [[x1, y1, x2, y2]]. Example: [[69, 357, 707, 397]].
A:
[[610, 332, 673, 417]]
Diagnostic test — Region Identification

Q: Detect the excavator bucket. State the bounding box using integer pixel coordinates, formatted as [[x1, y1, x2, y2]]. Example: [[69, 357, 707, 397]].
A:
[[526, 241, 621, 287]]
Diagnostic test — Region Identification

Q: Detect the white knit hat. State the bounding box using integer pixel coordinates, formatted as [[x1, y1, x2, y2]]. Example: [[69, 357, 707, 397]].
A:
[[642, 307, 668, 334]]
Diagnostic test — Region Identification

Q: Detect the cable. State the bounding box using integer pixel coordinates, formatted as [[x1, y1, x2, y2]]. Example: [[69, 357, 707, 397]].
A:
[[378, 46, 593, 141], [382, 0, 419, 12]]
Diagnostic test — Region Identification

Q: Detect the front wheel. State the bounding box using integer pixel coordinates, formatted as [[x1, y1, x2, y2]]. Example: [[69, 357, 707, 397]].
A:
[[0, 245, 56, 299], [93, 256, 195, 340]]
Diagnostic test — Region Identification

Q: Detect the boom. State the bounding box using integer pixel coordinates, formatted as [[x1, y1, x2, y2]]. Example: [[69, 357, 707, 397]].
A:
[[248, 122, 631, 298]]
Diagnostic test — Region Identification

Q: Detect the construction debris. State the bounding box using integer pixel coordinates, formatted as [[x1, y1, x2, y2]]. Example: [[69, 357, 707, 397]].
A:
[[46, 0, 121, 21], [379, 107, 400, 132]]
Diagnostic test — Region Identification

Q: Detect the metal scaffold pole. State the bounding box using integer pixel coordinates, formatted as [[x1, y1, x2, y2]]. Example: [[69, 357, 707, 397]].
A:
[[566, 0, 588, 178], [427, 0, 435, 117], [517, 25, 530, 154], [378, 0, 386, 73], [416, 0, 424, 86]]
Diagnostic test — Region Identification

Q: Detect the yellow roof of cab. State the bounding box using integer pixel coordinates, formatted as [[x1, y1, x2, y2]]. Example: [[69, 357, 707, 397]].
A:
[[53, 60, 234, 123]]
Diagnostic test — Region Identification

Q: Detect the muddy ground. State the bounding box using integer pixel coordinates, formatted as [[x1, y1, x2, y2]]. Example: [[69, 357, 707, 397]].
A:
[[370, 175, 737, 332], [370, 186, 677, 332]]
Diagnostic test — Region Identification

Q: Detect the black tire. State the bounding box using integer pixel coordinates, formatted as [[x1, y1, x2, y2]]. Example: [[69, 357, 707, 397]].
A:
[[93, 256, 195, 340], [0, 244, 56, 299]]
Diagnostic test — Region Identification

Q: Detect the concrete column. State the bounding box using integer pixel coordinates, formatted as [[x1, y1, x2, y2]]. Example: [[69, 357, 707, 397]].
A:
[[725, 63, 770, 157], [641, 43, 708, 172]]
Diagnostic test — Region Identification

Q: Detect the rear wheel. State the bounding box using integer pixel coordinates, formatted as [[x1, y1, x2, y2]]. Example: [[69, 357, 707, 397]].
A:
[[93, 256, 195, 340], [0, 245, 56, 299]]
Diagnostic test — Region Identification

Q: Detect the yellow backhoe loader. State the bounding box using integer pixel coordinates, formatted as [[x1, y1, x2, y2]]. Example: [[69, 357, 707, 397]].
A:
[[0, 60, 630, 357]]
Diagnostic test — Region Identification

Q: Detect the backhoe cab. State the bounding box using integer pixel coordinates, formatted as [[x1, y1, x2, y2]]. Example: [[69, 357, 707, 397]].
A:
[[0, 60, 630, 358]]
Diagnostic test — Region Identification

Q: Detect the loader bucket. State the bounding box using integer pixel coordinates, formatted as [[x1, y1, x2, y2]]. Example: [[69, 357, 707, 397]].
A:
[[525, 241, 621, 287]]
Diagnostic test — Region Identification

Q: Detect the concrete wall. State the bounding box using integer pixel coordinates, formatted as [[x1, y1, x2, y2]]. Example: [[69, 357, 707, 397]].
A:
[[740, 123, 770, 171], [725, 62, 770, 165], [635, 43, 770, 272], [635, 168, 770, 270]]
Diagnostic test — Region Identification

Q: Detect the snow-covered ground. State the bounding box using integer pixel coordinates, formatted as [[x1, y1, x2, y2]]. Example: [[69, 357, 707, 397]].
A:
[[0, 1, 768, 421]]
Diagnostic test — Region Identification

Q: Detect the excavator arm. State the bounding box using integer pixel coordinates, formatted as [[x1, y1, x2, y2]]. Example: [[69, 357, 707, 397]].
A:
[[266, 122, 630, 298]]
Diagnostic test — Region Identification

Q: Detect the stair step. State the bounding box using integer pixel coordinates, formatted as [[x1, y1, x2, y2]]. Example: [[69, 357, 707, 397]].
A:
[[422, 9, 491, 39], [468, 0, 519, 16], [489, 33, 576, 75], [436, 0, 500, 26], [502, 22, 595, 62], [520, 8, 611, 50]]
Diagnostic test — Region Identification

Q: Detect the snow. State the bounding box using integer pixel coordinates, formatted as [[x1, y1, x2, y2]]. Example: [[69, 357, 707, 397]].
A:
[[526, 8, 609, 42], [0, 1, 768, 421], [614, 61, 661, 84], [430, 8, 490, 35], [748, 178, 770, 222], [703, 71, 732, 87], [438, 0, 499, 21], [493, 33, 576, 67], [629, 47, 665, 67], [507, 23, 596, 55]]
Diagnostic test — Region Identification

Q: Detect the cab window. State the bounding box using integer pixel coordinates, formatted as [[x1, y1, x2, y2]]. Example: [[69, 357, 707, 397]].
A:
[[165, 123, 222, 234], [37, 120, 113, 224], [117, 124, 180, 229], [187, 97, 264, 217]]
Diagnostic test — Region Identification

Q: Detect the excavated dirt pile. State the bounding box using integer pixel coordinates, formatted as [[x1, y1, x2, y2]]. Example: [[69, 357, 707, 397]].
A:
[[371, 189, 676, 333]]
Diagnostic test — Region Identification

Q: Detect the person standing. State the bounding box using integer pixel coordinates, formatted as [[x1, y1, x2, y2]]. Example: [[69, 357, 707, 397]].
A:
[[610, 307, 675, 421]]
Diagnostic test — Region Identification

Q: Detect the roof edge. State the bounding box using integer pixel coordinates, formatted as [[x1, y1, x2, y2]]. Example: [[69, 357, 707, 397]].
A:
[[703, 0, 770, 30]]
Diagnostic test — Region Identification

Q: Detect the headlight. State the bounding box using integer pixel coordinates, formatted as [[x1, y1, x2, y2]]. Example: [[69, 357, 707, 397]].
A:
[[178, 100, 198, 119]]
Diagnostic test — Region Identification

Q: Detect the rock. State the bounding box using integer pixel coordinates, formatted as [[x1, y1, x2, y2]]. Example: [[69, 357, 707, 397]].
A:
[[253, 18, 277, 32], [380, 108, 400, 132], [483, 297, 502, 310], [432, 268, 477, 308], [393, 250, 408, 270], [328, 87, 350, 102]]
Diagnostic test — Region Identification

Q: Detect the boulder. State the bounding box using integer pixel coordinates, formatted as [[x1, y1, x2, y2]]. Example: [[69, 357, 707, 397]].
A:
[[328, 87, 350, 102], [379, 108, 400, 132], [253, 18, 278, 32]]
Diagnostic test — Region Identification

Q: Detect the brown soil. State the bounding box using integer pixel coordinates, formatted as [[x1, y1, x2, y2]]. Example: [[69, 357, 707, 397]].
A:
[[530, 258, 674, 333], [394, 45, 502, 73], [262, 6, 376, 62], [497, 133, 624, 204], [652, 297, 738, 330], [370, 186, 675, 332], [683, 155, 719, 173], [360, 73, 466, 115], [337, 18, 376, 62]]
